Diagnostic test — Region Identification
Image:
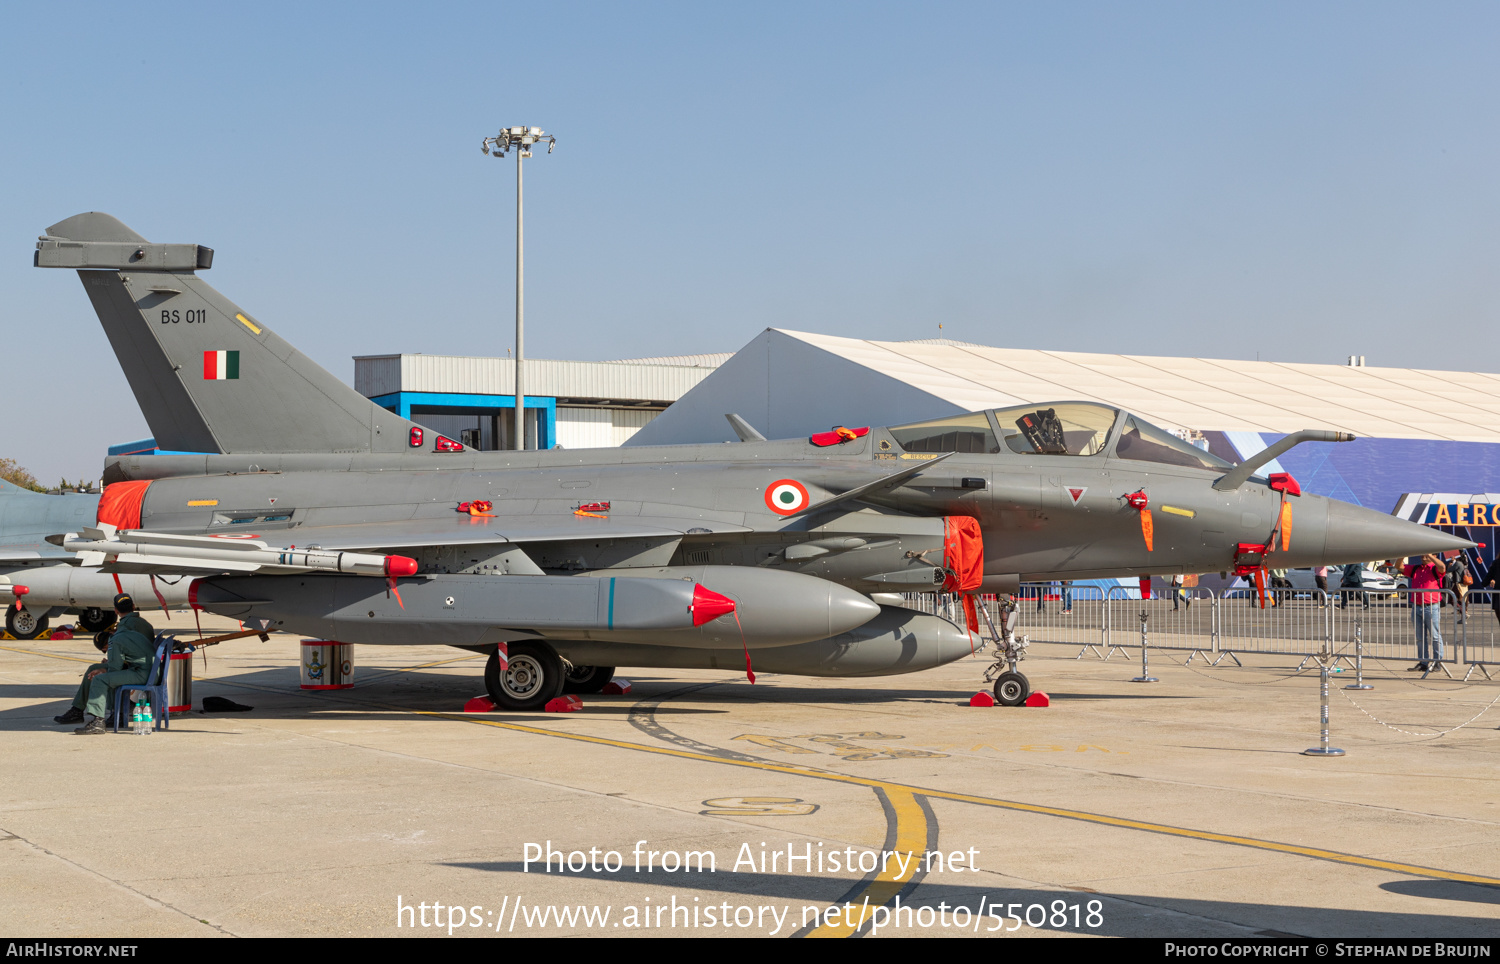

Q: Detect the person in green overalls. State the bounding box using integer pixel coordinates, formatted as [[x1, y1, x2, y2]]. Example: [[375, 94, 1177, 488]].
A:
[[54, 594, 157, 734]]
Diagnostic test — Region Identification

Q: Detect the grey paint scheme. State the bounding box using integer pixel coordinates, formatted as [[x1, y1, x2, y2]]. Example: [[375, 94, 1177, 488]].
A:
[[36, 214, 1473, 681], [0, 481, 191, 613], [192, 566, 880, 649], [39, 213, 429, 456], [551, 606, 978, 678]]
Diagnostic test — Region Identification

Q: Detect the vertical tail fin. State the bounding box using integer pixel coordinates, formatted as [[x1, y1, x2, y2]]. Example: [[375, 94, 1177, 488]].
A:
[[36, 213, 430, 456]]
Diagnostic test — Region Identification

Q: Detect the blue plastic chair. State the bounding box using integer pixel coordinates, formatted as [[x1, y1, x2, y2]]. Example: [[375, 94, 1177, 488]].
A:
[[112, 637, 172, 733]]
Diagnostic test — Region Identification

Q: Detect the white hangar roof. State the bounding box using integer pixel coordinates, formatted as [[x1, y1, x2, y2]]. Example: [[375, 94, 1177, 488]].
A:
[[628, 329, 1500, 446]]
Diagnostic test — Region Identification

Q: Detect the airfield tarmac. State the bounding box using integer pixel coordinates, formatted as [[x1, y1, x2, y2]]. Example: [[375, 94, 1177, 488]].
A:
[[2, 613, 1498, 939]]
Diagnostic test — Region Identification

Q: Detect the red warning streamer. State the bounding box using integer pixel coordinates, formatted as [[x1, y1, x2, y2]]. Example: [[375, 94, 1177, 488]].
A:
[[1125, 491, 1153, 551]]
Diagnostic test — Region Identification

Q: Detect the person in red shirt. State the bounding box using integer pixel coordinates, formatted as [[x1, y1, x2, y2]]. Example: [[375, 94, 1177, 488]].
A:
[[1401, 553, 1447, 672]]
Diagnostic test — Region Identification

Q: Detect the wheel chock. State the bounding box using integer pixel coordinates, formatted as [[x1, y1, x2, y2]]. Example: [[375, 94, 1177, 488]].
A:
[[969, 691, 996, 707], [1024, 692, 1050, 707], [602, 678, 632, 695], [545, 695, 583, 713], [464, 696, 496, 713]]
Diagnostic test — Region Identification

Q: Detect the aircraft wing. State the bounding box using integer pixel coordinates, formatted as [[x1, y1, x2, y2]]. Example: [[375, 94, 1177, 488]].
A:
[[57, 512, 756, 576], [237, 514, 751, 552]]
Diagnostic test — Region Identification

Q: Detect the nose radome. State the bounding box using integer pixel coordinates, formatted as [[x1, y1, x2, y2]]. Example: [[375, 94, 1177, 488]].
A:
[[1321, 498, 1475, 564]]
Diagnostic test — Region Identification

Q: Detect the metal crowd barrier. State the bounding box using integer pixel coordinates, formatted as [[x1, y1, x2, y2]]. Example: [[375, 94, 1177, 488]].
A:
[[1215, 587, 1332, 661], [901, 584, 1493, 679], [1462, 589, 1499, 679], [1102, 585, 1216, 661], [1010, 583, 1108, 652], [1328, 588, 1462, 678]]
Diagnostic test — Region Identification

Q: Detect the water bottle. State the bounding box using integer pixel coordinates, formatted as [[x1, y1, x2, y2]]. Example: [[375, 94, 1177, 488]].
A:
[[131, 695, 144, 735], [140, 698, 154, 735]]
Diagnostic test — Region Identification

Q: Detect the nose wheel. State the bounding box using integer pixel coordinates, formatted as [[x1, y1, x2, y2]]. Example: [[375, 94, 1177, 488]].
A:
[[991, 671, 1031, 706]]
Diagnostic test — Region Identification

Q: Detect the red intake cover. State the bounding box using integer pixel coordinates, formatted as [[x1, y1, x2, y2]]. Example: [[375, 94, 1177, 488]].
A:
[[691, 585, 736, 626], [434, 435, 464, 452]]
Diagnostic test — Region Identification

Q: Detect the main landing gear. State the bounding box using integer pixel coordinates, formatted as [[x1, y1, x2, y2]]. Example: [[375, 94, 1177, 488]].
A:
[[563, 664, 616, 695], [484, 642, 565, 711], [77, 608, 117, 633]]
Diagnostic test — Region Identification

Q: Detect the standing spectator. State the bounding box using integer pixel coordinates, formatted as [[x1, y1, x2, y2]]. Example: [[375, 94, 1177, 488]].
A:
[[1402, 553, 1448, 672], [1313, 565, 1330, 607], [1171, 573, 1191, 610], [1339, 562, 1369, 610], [1060, 579, 1074, 615], [1446, 552, 1470, 623]]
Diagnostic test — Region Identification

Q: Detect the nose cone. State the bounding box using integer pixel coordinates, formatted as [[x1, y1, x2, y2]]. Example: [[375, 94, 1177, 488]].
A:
[[1321, 498, 1475, 564]]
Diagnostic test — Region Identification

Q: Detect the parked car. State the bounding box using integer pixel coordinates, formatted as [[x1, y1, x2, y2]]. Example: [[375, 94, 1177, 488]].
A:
[[1283, 565, 1402, 597]]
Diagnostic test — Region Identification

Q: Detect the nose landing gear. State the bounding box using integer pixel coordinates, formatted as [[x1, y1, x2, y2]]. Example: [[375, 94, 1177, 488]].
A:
[[978, 595, 1031, 706]]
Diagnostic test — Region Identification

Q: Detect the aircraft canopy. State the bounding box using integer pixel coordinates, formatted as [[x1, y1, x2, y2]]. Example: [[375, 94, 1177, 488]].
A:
[[888, 402, 1234, 471]]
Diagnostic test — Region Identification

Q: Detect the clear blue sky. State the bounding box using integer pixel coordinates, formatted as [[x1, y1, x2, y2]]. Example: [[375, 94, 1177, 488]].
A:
[[4, 2, 1498, 483]]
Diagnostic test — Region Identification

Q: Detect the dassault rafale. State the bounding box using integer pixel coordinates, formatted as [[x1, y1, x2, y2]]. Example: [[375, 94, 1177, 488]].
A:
[[33, 213, 1471, 709]]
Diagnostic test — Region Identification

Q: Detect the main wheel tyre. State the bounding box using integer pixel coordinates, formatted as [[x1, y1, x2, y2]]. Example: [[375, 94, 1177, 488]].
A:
[[6, 604, 49, 640], [77, 608, 116, 633], [484, 642, 565, 711], [993, 671, 1030, 707], [563, 664, 616, 695]]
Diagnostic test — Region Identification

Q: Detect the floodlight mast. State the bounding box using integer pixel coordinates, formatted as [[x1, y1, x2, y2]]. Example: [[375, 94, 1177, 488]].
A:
[[482, 126, 556, 450]]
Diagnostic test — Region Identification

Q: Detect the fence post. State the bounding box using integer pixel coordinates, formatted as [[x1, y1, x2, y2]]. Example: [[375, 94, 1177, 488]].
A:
[[1302, 641, 1346, 757], [1131, 608, 1158, 683], [1345, 613, 1372, 690], [1210, 589, 1220, 660]]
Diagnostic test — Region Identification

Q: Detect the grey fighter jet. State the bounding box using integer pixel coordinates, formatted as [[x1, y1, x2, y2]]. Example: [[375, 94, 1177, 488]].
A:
[[33, 213, 1471, 708], [0, 480, 191, 637]]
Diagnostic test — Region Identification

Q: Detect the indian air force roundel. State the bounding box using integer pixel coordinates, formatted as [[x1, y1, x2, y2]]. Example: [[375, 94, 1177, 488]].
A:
[[765, 479, 810, 515]]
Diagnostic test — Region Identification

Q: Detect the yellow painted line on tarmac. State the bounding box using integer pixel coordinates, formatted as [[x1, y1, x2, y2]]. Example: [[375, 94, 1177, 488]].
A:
[[359, 653, 484, 684], [0, 644, 96, 664], [422, 710, 1500, 889], [803, 785, 929, 938]]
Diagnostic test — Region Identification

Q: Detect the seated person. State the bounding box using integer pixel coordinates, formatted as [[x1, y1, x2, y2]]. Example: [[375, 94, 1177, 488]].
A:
[[57, 594, 158, 735], [53, 630, 114, 725]]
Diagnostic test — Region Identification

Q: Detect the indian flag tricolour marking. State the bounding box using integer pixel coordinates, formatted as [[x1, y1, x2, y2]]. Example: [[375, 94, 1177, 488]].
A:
[[203, 350, 240, 380]]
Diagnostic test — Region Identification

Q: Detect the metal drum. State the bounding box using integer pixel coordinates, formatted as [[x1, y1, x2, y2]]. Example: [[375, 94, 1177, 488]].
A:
[[167, 651, 193, 716], [300, 640, 353, 689]]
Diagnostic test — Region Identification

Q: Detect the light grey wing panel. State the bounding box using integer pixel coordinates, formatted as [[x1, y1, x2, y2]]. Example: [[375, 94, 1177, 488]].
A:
[[244, 514, 750, 552]]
